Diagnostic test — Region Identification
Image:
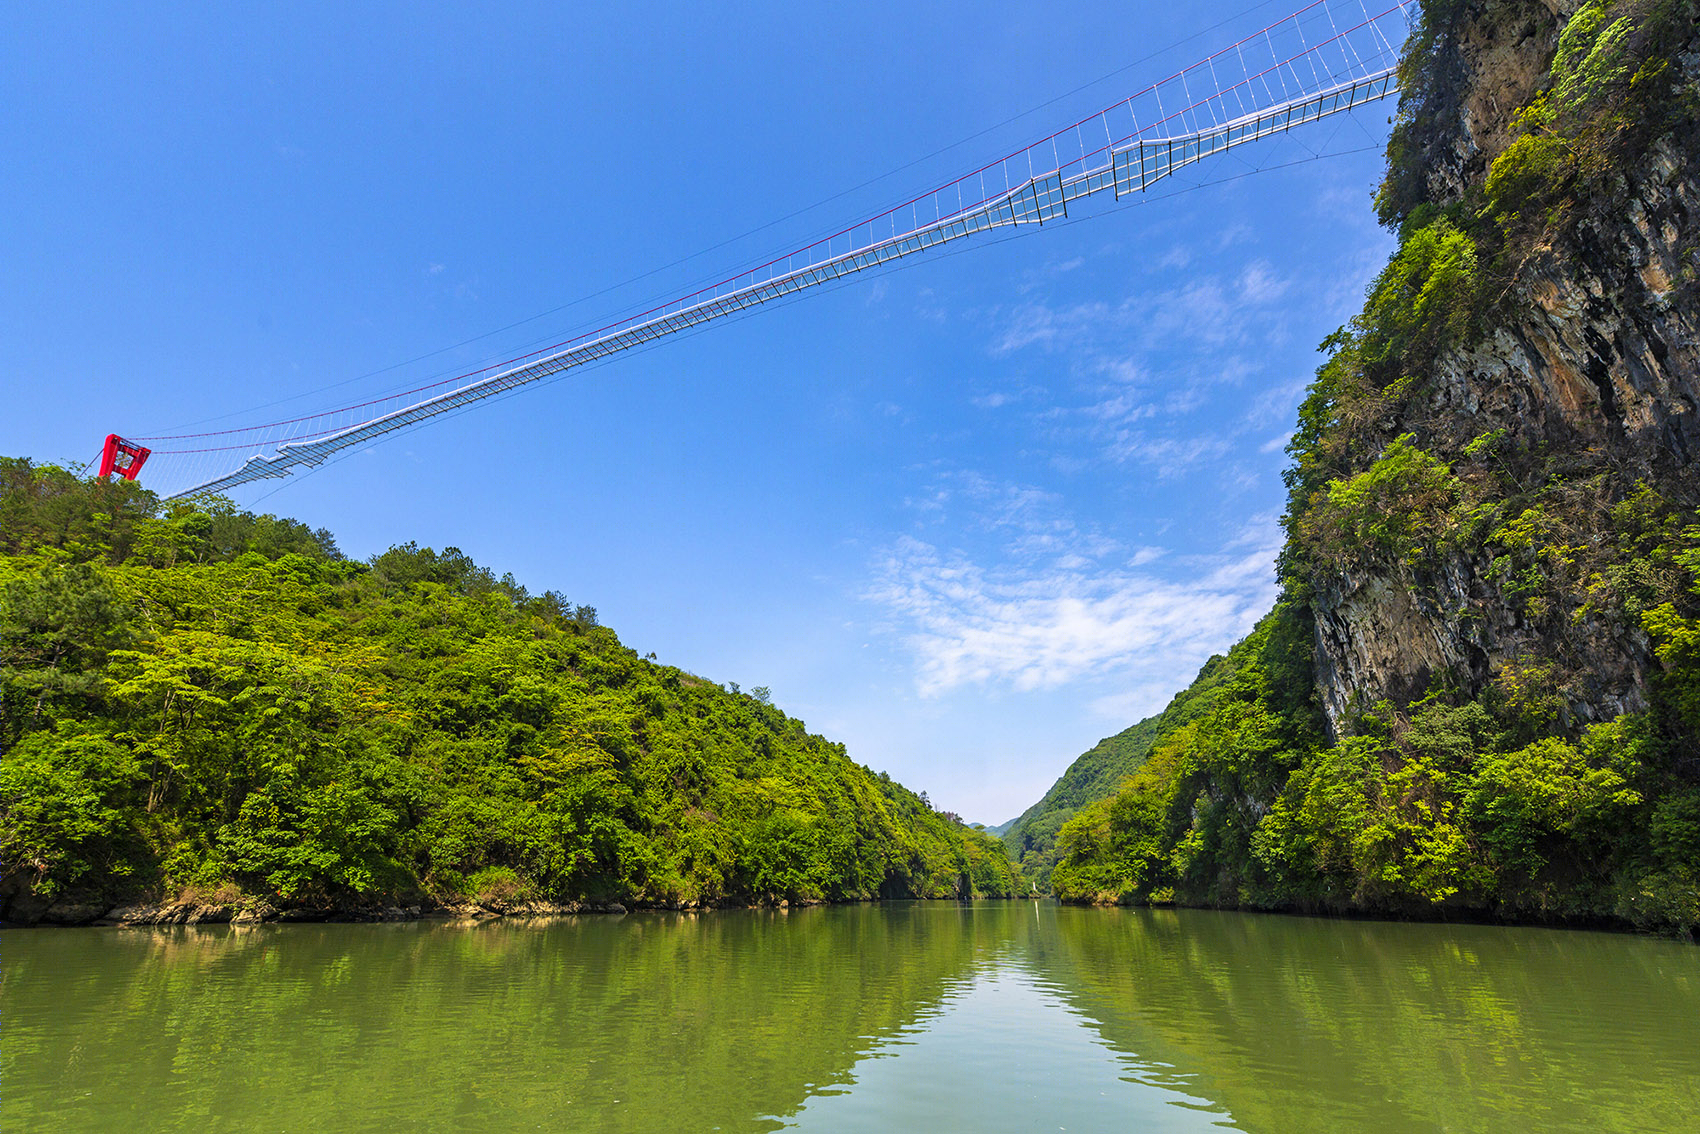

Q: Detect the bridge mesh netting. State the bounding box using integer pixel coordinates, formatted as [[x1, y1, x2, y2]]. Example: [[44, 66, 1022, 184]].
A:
[[129, 0, 1413, 499]]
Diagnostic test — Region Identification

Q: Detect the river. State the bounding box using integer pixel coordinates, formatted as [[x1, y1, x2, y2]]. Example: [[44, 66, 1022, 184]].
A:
[[7, 902, 1698, 1132]]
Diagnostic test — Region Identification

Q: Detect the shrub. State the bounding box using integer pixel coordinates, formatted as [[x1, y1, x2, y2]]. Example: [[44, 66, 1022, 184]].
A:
[[1300, 436, 1462, 568]]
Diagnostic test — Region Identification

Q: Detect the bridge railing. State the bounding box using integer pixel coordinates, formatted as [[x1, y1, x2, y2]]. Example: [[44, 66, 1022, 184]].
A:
[[147, 0, 1415, 498]]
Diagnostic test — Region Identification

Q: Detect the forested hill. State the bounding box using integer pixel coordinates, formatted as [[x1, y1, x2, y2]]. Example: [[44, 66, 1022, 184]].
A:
[[0, 458, 1016, 925], [1000, 723, 1161, 888], [1000, 649, 1257, 890], [1051, 0, 1700, 933]]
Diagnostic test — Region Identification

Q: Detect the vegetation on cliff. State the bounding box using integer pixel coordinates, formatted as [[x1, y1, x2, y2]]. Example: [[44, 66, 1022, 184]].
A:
[[1052, 0, 1700, 932], [0, 458, 1016, 920]]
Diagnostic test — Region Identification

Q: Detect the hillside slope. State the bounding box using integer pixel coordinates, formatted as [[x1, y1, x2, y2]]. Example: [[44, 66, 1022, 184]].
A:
[[0, 460, 1017, 924], [1000, 643, 1274, 889], [1000, 720, 1162, 889], [1053, 0, 1700, 932]]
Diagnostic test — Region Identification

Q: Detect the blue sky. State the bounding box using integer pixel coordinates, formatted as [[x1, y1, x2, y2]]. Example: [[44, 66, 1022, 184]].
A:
[[4, 1, 1401, 822]]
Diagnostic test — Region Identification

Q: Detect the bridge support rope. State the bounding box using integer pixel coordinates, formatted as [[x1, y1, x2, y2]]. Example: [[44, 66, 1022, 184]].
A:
[[149, 1, 1410, 499]]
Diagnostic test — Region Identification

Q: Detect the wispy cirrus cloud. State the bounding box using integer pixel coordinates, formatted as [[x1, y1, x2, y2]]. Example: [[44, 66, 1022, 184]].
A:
[[901, 470, 1111, 558], [1238, 259, 1290, 304], [961, 250, 1325, 483], [991, 300, 1112, 354], [865, 512, 1280, 700]]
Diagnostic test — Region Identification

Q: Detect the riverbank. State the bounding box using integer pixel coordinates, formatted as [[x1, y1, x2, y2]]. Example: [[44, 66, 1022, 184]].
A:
[[3, 890, 1033, 928], [7, 896, 628, 928], [1056, 892, 1700, 942], [14, 888, 1692, 941], [0, 464, 1021, 921]]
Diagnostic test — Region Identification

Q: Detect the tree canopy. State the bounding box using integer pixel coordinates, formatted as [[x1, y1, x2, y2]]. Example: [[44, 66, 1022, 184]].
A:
[[0, 458, 1016, 918]]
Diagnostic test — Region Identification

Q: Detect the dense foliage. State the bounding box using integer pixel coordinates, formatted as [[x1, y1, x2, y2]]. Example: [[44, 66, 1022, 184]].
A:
[[1053, 600, 1700, 929], [1052, 0, 1700, 932], [0, 459, 1015, 917], [999, 721, 1163, 890], [1000, 646, 1277, 890]]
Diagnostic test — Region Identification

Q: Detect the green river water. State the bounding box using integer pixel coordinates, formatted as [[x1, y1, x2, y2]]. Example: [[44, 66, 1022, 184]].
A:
[[6, 902, 1698, 1132]]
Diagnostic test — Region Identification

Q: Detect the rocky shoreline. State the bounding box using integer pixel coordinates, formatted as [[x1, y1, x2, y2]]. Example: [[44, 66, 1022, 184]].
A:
[[1, 891, 1005, 928], [2, 897, 619, 928]]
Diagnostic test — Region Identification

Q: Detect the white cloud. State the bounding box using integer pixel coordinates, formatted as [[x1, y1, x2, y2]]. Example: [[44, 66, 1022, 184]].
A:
[[1137, 281, 1233, 348], [994, 304, 1059, 353], [865, 517, 1280, 698], [1324, 240, 1392, 321], [1158, 244, 1193, 270], [967, 258, 1324, 480], [1082, 391, 1158, 424], [1238, 260, 1289, 304], [912, 286, 948, 322], [1094, 356, 1145, 385], [1216, 222, 1253, 250], [990, 300, 1112, 355], [1099, 431, 1236, 476], [1017, 255, 1091, 294], [1091, 682, 1191, 725]]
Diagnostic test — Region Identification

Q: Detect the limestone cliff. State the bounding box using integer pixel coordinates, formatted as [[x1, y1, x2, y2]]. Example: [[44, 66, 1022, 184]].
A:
[[1302, 0, 1700, 735], [1049, 0, 1700, 929]]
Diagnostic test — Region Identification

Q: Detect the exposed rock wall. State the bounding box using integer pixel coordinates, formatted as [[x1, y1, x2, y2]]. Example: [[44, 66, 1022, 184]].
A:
[[1400, 0, 1578, 206], [1310, 0, 1700, 734]]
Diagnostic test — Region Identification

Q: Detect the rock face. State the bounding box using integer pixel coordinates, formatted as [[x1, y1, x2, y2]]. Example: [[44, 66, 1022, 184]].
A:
[[1310, 0, 1700, 735], [1398, 0, 1575, 207]]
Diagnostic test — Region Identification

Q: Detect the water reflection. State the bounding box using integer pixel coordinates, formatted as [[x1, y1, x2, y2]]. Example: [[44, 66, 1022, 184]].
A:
[[8, 907, 996, 1133], [1039, 906, 1700, 1132], [6, 903, 1698, 1133], [786, 954, 1233, 1132]]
